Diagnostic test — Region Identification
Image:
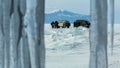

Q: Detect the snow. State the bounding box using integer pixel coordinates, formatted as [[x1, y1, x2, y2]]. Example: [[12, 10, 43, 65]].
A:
[[45, 9, 65, 14], [45, 24, 120, 68]]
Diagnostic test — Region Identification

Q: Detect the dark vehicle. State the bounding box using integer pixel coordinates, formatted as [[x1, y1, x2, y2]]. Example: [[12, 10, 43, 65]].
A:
[[51, 20, 71, 28], [73, 20, 90, 28]]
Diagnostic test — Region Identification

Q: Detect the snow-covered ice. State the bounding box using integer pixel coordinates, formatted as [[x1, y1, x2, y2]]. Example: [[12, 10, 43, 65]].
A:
[[45, 24, 120, 68]]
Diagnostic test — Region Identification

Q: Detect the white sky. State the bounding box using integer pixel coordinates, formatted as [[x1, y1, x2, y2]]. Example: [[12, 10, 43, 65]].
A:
[[45, 0, 90, 15]]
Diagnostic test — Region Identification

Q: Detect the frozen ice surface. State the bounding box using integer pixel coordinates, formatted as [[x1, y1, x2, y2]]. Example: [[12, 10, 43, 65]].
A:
[[45, 24, 120, 68]]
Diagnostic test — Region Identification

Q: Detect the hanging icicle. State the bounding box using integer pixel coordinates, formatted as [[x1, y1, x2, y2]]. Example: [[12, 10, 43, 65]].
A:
[[110, 0, 114, 55], [0, 0, 4, 68], [25, 0, 45, 68], [19, 0, 31, 68], [89, 0, 108, 68], [3, 0, 12, 68], [10, 0, 21, 68]]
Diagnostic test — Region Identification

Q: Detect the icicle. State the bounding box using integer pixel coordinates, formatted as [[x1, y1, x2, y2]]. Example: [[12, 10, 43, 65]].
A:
[[3, 0, 12, 68], [110, 0, 114, 55], [25, 0, 45, 68], [19, 0, 30, 68], [0, 0, 4, 68], [89, 0, 108, 68], [10, 0, 21, 68]]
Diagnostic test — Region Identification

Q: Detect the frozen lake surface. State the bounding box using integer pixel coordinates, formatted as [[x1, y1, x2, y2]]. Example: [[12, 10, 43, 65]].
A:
[[45, 24, 120, 68]]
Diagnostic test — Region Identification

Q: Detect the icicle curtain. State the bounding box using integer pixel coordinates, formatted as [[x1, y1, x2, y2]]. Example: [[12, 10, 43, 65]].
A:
[[0, 0, 45, 68]]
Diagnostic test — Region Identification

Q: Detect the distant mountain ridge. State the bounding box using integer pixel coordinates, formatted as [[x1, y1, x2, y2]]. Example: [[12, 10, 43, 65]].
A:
[[45, 9, 90, 23]]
